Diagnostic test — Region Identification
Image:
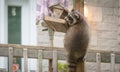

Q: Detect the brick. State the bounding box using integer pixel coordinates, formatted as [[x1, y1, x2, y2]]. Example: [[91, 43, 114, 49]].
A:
[[114, 8, 119, 16], [89, 46, 98, 50], [54, 36, 64, 47], [86, 0, 119, 7], [103, 8, 114, 15], [118, 37, 120, 43], [98, 39, 118, 47], [85, 0, 106, 7], [118, 28, 120, 44], [119, 8, 120, 16], [37, 29, 50, 46], [87, 6, 102, 22], [89, 31, 97, 46], [118, 16, 120, 24], [88, 22, 98, 31], [99, 46, 119, 51], [98, 31, 118, 39], [119, 0, 120, 6], [118, 26, 120, 34], [103, 0, 119, 8], [103, 15, 119, 23], [97, 23, 118, 31]]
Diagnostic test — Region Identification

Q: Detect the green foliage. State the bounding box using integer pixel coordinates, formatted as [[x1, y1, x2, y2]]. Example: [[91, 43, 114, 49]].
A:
[[58, 62, 67, 72]]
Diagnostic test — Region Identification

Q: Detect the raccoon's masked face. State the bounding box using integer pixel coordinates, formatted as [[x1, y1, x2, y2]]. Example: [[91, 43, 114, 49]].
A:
[[64, 9, 81, 26]]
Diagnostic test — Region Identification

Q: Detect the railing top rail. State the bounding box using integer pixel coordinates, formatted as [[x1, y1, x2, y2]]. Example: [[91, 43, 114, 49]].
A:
[[0, 44, 120, 54], [0, 44, 63, 50], [0, 44, 120, 63]]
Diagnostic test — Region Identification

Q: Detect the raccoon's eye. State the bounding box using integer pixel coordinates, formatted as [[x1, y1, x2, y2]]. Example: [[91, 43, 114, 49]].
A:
[[68, 15, 73, 20], [74, 13, 79, 19]]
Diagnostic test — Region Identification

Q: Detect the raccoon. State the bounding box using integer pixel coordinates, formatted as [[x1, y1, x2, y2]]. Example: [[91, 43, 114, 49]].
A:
[[64, 9, 90, 72]]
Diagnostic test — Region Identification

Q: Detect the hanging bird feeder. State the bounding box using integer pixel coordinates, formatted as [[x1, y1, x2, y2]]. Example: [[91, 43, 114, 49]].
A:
[[44, 3, 68, 33]]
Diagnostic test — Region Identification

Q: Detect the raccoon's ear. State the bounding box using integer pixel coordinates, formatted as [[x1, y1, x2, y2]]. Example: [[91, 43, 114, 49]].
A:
[[71, 9, 75, 12], [74, 13, 80, 19]]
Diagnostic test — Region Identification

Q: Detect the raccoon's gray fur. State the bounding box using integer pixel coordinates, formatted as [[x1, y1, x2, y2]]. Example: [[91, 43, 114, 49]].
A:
[[64, 9, 90, 72]]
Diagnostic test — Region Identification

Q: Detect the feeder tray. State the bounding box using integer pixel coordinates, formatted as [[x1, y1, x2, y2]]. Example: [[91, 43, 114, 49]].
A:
[[44, 16, 68, 33]]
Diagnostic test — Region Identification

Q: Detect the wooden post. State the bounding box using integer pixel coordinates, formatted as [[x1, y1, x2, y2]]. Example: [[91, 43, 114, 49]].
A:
[[74, 0, 85, 72], [74, 0, 84, 14], [38, 50, 43, 72], [96, 53, 101, 72], [48, 28, 54, 72], [111, 53, 115, 72], [8, 47, 13, 72], [53, 50, 57, 72], [76, 60, 85, 72], [23, 48, 28, 72], [49, 59, 53, 72]]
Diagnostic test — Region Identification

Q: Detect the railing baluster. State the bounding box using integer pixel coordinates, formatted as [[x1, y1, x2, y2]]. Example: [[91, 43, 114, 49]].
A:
[[8, 47, 13, 72], [111, 53, 115, 72], [53, 50, 57, 72], [38, 50, 43, 72], [23, 48, 28, 72], [96, 53, 101, 72]]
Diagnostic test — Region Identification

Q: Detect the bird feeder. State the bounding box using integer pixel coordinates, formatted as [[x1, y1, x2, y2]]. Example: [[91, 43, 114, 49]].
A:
[[44, 3, 69, 33]]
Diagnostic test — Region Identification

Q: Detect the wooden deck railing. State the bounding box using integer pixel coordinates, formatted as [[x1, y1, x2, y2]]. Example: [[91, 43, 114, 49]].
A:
[[0, 44, 120, 72]]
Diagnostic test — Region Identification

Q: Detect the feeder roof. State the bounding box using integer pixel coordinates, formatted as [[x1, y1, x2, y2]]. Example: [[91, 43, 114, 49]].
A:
[[49, 3, 68, 12]]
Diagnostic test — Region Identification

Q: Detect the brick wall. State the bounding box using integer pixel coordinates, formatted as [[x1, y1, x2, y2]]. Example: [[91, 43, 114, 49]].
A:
[[37, 24, 50, 46], [86, 0, 120, 51], [85, 0, 120, 71], [118, 0, 120, 51]]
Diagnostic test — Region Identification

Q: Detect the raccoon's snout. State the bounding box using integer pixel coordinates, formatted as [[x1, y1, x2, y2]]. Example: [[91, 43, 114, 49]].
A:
[[64, 16, 72, 25], [64, 16, 69, 22]]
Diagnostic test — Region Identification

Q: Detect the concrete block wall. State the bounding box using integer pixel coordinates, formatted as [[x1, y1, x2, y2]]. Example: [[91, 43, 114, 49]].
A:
[[37, 24, 50, 46], [85, 0, 120, 71], [37, 24, 65, 47], [86, 0, 120, 51], [118, 0, 120, 50]]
